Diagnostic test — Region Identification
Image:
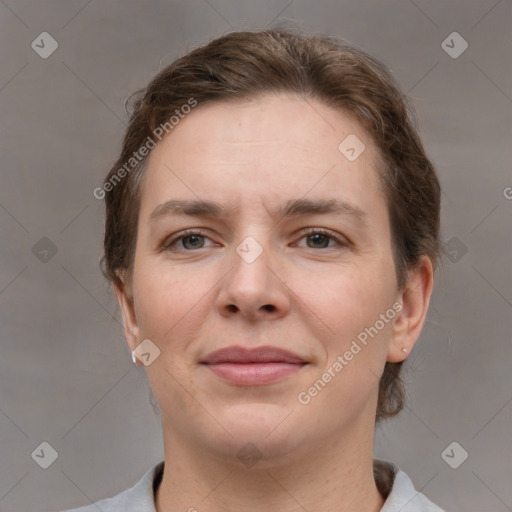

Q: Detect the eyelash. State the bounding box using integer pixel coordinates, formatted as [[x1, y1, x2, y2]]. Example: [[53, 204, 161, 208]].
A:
[[161, 228, 349, 252], [161, 229, 216, 251]]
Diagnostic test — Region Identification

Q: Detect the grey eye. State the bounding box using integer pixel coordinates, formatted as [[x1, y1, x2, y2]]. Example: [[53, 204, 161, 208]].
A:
[[306, 233, 331, 248], [181, 235, 206, 250]]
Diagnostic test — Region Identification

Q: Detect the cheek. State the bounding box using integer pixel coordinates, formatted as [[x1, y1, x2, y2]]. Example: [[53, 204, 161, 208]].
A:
[[292, 262, 393, 340], [132, 259, 215, 344], [291, 260, 397, 404], [295, 269, 395, 420]]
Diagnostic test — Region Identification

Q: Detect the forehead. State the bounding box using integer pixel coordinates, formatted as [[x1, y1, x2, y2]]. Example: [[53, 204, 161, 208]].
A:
[[139, 94, 386, 216]]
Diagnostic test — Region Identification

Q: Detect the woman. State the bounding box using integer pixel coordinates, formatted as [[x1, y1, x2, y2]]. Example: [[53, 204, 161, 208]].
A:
[[64, 28, 444, 512]]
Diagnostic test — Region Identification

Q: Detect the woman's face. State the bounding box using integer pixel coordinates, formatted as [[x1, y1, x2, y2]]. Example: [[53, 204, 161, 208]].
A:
[[117, 94, 431, 463]]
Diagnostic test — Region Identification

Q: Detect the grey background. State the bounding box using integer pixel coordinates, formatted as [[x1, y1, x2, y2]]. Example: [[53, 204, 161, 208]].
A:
[[0, 1, 511, 511]]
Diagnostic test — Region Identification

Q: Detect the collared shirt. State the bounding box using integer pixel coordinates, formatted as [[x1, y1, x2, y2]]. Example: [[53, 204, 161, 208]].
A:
[[60, 459, 445, 512]]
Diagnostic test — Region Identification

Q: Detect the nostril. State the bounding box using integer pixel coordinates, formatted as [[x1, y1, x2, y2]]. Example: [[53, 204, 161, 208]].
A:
[[224, 304, 277, 314]]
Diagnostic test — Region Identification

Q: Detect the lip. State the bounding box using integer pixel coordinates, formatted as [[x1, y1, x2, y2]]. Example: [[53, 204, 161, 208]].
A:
[[201, 345, 306, 364], [200, 345, 308, 386]]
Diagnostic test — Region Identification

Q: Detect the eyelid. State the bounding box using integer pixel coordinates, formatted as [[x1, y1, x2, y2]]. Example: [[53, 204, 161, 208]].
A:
[[161, 229, 218, 251], [292, 227, 350, 248], [160, 227, 350, 252]]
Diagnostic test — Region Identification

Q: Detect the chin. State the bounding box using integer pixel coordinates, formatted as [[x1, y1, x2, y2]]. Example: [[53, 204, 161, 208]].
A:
[[203, 403, 307, 465]]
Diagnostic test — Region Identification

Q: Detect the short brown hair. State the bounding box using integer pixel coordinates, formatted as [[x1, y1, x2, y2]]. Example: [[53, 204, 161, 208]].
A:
[[101, 28, 440, 422]]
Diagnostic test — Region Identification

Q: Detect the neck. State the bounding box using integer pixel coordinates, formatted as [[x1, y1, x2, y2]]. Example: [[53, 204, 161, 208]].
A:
[[155, 419, 385, 512]]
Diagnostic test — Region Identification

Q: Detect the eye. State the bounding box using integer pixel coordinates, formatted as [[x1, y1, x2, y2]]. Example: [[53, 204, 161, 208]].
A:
[[294, 229, 347, 249], [163, 230, 217, 251]]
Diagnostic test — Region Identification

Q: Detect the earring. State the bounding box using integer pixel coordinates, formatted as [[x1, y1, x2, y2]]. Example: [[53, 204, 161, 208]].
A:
[[401, 348, 408, 353], [131, 350, 138, 365]]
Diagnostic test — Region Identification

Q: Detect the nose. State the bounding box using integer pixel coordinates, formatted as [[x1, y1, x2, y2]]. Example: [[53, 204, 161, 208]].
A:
[[216, 240, 291, 321]]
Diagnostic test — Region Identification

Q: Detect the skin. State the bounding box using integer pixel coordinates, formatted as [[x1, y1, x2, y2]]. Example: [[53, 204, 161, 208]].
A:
[[115, 93, 434, 512]]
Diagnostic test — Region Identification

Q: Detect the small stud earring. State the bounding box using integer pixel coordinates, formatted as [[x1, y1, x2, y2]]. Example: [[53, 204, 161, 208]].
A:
[[401, 348, 408, 353]]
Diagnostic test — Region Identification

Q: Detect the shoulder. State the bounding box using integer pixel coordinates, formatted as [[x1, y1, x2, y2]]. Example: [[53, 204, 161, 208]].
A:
[[375, 458, 446, 512], [58, 461, 164, 512], [58, 459, 445, 512]]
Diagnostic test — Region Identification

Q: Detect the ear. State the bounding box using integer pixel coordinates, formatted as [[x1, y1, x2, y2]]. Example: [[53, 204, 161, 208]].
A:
[[387, 255, 434, 363], [114, 272, 142, 363]]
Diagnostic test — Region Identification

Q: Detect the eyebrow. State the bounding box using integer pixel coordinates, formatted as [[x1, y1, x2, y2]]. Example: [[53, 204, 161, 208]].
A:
[[150, 198, 367, 224], [278, 198, 366, 222], [150, 199, 227, 219]]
